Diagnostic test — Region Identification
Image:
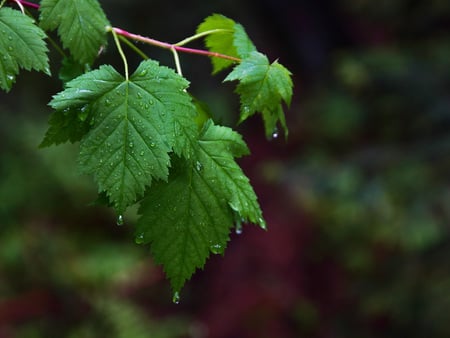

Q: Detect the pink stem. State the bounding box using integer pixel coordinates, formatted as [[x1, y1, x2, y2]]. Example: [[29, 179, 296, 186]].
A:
[[10, 1, 241, 63], [10, 0, 39, 9], [113, 27, 241, 63]]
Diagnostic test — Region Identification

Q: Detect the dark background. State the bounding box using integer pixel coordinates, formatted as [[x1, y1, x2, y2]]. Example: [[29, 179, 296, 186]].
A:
[[1, 0, 450, 337]]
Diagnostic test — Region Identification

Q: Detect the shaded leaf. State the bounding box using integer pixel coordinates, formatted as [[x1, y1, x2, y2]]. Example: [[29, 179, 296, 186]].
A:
[[39, 0, 110, 64], [136, 121, 264, 293], [0, 7, 49, 91]]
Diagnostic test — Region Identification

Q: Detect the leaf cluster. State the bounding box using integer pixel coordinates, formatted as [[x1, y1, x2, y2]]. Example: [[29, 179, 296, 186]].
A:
[[0, 1, 293, 296]]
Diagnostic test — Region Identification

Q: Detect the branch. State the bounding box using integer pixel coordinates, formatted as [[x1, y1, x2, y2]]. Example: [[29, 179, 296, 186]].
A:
[[111, 27, 241, 63], [8, 0, 38, 9]]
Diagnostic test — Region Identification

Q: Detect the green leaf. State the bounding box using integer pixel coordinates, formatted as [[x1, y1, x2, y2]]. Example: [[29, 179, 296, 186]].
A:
[[39, 107, 91, 148], [197, 14, 256, 74], [59, 57, 90, 84], [39, 0, 110, 64], [224, 51, 293, 138], [49, 60, 198, 213], [0, 7, 49, 91], [136, 120, 264, 293]]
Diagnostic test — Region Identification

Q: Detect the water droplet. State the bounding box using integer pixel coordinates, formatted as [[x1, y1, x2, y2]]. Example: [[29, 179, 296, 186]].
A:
[[150, 142, 155, 148], [210, 243, 222, 254], [8, 46, 13, 52], [135, 232, 145, 244], [7, 35, 12, 41], [116, 214, 124, 226], [137, 92, 143, 99], [139, 69, 148, 76], [6, 74, 14, 82], [172, 291, 180, 304], [258, 217, 267, 230], [139, 151, 145, 156], [129, 142, 134, 148], [235, 219, 243, 235], [105, 99, 111, 106], [271, 128, 279, 139], [195, 161, 202, 172], [149, 100, 154, 105]]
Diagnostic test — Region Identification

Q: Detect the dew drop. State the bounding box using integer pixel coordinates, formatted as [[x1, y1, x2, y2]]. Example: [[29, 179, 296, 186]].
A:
[[135, 232, 145, 244], [149, 100, 154, 105], [116, 214, 124, 226], [210, 243, 222, 255], [139, 69, 148, 76], [271, 128, 279, 139], [195, 161, 203, 172], [139, 151, 145, 156], [7, 35, 12, 41], [8, 46, 13, 52], [150, 142, 155, 148], [172, 291, 180, 304], [129, 142, 134, 148], [137, 92, 143, 99], [105, 99, 111, 106], [6, 74, 14, 82], [235, 219, 243, 235]]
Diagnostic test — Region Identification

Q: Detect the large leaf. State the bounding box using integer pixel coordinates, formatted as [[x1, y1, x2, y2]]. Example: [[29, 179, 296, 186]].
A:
[[224, 51, 293, 138], [136, 121, 264, 294], [196, 14, 256, 74], [0, 7, 49, 91], [39, 0, 110, 64], [48, 60, 198, 213]]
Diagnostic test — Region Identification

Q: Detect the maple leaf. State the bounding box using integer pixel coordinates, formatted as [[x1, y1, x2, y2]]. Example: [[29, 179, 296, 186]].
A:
[[136, 120, 264, 293], [39, 0, 110, 64], [197, 14, 256, 74], [224, 51, 293, 138], [0, 7, 49, 91], [48, 60, 198, 213]]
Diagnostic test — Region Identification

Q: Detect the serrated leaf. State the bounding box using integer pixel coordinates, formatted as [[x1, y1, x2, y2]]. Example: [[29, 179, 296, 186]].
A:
[[39, 0, 110, 64], [136, 120, 264, 293], [49, 60, 198, 213], [39, 107, 91, 148], [197, 14, 255, 74], [59, 57, 90, 84], [0, 7, 49, 91], [224, 51, 293, 138]]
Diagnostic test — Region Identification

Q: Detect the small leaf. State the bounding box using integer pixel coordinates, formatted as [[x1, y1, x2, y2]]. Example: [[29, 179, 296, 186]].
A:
[[39, 0, 110, 64], [224, 51, 293, 138], [59, 57, 90, 84], [197, 14, 255, 74], [0, 7, 49, 91], [136, 120, 264, 293], [39, 106, 91, 148], [49, 60, 198, 213]]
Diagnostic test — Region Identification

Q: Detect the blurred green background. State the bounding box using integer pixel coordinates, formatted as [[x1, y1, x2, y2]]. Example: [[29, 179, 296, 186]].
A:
[[1, 0, 450, 337]]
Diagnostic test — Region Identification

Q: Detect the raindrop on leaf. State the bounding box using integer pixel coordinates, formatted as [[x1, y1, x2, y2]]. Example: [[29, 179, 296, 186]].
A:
[[271, 127, 279, 139], [195, 161, 203, 172], [235, 219, 243, 235], [172, 291, 180, 304], [210, 243, 222, 254], [135, 232, 145, 244], [116, 214, 124, 226]]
